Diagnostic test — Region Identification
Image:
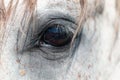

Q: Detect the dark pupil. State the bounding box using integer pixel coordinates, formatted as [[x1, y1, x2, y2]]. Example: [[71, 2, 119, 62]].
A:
[[41, 24, 72, 47]]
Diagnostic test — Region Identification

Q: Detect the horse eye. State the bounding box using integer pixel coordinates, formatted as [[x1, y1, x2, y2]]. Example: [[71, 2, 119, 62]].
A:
[[25, 17, 76, 60], [39, 24, 73, 47]]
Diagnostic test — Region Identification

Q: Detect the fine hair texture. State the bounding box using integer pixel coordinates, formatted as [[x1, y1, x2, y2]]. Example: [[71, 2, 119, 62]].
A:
[[0, 0, 120, 54], [0, 0, 86, 52], [0, 0, 36, 52]]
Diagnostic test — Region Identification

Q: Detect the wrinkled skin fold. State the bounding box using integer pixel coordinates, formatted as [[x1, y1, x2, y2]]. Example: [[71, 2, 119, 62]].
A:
[[0, 0, 120, 80]]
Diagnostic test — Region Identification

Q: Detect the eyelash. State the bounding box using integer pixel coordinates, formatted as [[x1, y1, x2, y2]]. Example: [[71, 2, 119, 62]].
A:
[[29, 19, 75, 45]]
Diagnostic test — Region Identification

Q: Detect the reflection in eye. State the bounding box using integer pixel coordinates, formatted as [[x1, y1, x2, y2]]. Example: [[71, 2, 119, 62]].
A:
[[39, 24, 73, 47]]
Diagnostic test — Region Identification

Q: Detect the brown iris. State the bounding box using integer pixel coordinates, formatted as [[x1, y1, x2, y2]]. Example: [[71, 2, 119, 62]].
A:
[[40, 24, 73, 47]]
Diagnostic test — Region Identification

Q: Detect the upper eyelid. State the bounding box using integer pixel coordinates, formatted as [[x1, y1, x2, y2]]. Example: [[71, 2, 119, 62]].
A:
[[32, 11, 77, 34], [36, 10, 77, 25], [49, 17, 77, 25]]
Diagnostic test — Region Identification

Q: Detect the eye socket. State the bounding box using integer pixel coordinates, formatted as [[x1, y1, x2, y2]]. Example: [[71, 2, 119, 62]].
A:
[[26, 15, 76, 60], [39, 24, 73, 47]]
